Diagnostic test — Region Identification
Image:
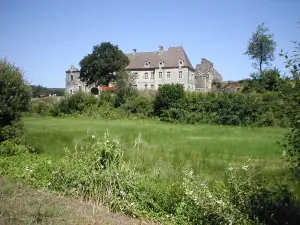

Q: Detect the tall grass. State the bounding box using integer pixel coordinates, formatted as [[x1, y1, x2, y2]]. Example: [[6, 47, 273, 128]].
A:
[[24, 117, 285, 181]]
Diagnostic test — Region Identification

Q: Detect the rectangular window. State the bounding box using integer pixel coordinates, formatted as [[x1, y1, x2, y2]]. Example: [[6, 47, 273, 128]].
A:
[[151, 72, 154, 79], [159, 72, 162, 79], [179, 71, 183, 79], [151, 85, 154, 89], [144, 72, 148, 79], [145, 84, 148, 90], [167, 71, 170, 79], [134, 72, 138, 78]]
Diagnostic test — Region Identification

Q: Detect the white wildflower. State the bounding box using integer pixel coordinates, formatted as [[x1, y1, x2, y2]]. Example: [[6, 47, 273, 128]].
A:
[[130, 202, 135, 206], [48, 160, 52, 164], [29, 170, 33, 173], [48, 182, 51, 185], [228, 167, 234, 171], [106, 140, 110, 143], [100, 165, 104, 169], [92, 135, 96, 139], [242, 165, 249, 171], [25, 167, 29, 171]]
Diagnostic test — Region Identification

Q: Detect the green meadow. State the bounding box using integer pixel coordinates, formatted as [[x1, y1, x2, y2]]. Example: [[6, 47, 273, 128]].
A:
[[25, 117, 286, 182]]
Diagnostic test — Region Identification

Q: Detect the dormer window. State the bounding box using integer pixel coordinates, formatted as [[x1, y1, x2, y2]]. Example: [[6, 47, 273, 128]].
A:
[[178, 60, 184, 67], [144, 61, 150, 67], [159, 60, 164, 67]]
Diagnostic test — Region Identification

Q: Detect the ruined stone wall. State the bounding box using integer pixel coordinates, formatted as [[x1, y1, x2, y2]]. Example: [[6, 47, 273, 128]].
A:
[[194, 58, 223, 92]]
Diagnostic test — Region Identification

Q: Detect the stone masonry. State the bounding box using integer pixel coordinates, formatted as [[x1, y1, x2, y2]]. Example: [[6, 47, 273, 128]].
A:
[[65, 46, 223, 94]]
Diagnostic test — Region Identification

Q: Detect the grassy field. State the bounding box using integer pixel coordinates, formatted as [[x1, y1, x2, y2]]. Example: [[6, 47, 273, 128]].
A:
[[24, 117, 286, 182]]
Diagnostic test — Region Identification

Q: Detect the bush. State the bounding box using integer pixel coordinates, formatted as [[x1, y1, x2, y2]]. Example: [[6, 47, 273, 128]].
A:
[[0, 140, 28, 156], [121, 93, 154, 118], [58, 92, 98, 114], [153, 84, 185, 117], [0, 60, 31, 143], [29, 101, 55, 116]]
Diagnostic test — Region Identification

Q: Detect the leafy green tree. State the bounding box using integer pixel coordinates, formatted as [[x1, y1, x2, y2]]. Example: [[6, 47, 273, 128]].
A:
[[153, 84, 185, 116], [245, 23, 276, 74], [0, 60, 32, 143], [280, 37, 300, 178], [79, 42, 130, 86]]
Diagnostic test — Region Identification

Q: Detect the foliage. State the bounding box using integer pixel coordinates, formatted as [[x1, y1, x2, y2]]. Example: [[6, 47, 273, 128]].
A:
[[280, 38, 300, 178], [59, 92, 98, 114], [159, 92, 286, 126], [121, 93, 154, 118], [114, 70, 137, 107], [79, 42, 130, 86], [31, 85, 64, 97], [0, 140, 28, 156], [1, 134, 299, 224], [0, 60, 32, 143], [242, 68, 282, 93], [29, 101, 56, 116], [28, 88, 289, 127], [153, 84, 185, 117], [245, 23, 276, 74]]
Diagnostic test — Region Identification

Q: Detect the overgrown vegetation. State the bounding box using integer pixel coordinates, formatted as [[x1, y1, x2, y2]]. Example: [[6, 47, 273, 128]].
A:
[[0, 60, 31, 144], [280, 38, 300, 179], [31, 85, 65, 97], [1, 130, 299, 224], [28, 84, 289, 127]]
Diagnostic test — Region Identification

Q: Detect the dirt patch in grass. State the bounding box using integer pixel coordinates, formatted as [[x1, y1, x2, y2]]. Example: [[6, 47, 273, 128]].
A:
[[0, 177, 156, 225]]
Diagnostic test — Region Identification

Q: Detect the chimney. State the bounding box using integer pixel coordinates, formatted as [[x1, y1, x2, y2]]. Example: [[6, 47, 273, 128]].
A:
[[159, 46, 163, 52], [133, 49, 136, 55]]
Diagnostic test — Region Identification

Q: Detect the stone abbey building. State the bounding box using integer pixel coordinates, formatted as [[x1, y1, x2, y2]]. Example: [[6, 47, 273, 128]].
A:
[[65, 46, 222, 94]]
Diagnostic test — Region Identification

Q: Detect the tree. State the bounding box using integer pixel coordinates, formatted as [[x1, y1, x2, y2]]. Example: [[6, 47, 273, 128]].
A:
[[245, 23, 276, 74], [280, 35, 300, 179], [114, 70, 137, 107], [153, 84, 185, 116], [0, 60, 32, 143], [79, 42, 130, 86]]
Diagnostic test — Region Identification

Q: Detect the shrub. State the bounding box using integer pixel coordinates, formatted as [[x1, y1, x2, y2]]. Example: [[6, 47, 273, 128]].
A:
[[0, 140, 28, 156], [58, 92, 98, 114], [280, 40, 300, 179], [29, 101, 55, 116], [0, 60, 31, 143], [121, 93, 154, 118], [153, 84, 185, 116]]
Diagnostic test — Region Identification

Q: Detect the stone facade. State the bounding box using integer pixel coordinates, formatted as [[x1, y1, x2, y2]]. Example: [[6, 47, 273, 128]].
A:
[[126, 46, 195, 91], [65, 46, 222, 94], [194, 58, 223, 92], [65, 65, 97, 95]]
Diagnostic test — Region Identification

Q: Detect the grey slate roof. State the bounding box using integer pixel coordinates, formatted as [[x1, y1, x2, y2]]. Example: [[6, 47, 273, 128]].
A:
[[126, 46, 194, 71]]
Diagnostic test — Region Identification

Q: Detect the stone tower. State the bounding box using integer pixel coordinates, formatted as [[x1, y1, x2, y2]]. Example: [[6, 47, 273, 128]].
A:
[[65, 65, 86, 94]]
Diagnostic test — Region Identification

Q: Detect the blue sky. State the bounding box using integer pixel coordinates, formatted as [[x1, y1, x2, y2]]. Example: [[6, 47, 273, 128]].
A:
[[1, 0, 299, 88]]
